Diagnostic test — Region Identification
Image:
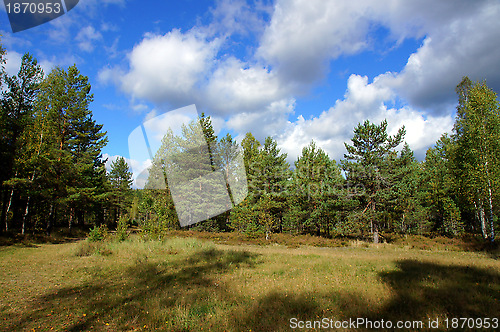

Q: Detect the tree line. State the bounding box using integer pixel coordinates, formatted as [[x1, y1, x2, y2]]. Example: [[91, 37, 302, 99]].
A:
[[138, 77, 499, 243], [1, 45, 498, 243], [0, 46, 130, 236]]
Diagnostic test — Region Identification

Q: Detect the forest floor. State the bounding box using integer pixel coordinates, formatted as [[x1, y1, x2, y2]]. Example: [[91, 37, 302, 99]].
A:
[[0, 232, 499, 331]]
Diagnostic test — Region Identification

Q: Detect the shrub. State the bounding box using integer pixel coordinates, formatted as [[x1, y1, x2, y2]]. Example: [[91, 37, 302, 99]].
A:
[[87, 225, 108, 242], [115, 215, 129, 242]]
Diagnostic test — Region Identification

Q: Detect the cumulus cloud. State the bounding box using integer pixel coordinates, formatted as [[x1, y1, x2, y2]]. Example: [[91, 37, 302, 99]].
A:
[[276, 75, 454, 163], [113, 29, 221, 106], [100, 0, 499, 163], [99, 27, 292, 124], [227, 97, 295, 142], [380, 2, 500, 112], [204, 57, 289, 116], [257, 0, 372, 84], [258, 0, 500, 109]]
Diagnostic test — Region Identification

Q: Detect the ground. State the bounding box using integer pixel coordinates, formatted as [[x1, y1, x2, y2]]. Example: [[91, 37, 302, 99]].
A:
[[0, 232, 499, 331]]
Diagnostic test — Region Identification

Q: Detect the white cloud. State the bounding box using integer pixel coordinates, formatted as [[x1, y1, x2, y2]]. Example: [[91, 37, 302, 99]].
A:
[[100, 0, 499, 164], [258, 0, 372, 84], [258, 0, 500, 108], [102, 153, 151, 189], [76, 26, 103, 52], [381, 2, 500, 112], [0, 30, 32, 49], [4, 51, 22, 76], [227, 98, 295, 142], [204, 57, 289, 115], [276, 75, 454, 163], [117, 29, 221, 105], [47, 12, 74, 43], [205, 0, 272, 37], [102, 27, 292, 122]]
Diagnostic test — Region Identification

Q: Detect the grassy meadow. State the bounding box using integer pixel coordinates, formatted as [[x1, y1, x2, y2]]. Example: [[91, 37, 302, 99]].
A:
[[0, 232, 499, 331]]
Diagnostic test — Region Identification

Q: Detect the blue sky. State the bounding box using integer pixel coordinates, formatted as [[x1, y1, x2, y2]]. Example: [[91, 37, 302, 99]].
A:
[[2, 0, 500, 181]]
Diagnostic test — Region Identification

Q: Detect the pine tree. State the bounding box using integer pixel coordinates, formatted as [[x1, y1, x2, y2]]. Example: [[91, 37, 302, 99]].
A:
[[35, 65, 108, 232], [423, 135, 463, 236], [231, 136, 289, 237], [390, 143, 430, 235], [341, 119, 405, 243], [1, 53, 44, 233], [285, 141, 343, 236], [108, 157, 133, 221], [241, 132, 261, 175]]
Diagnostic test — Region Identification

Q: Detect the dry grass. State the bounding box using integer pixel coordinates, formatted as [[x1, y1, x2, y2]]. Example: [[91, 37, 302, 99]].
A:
[[0, 234, 499, 331]]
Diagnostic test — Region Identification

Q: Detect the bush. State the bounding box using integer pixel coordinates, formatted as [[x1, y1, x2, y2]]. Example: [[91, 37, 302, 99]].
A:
[[115, 216, 129, 242], [87, 225, 108, 242]]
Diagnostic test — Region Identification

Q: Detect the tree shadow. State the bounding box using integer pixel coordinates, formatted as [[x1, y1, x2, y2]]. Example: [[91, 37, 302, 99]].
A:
[[3, 253, 499, 331], [0, 227, 87, 247], [373, 260, 500, 320], [2, 246, 258, 331], [232, 260, 500, 331]]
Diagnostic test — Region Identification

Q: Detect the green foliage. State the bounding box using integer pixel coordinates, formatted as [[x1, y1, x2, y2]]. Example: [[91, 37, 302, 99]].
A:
[[421, 135, 460, 235], [452, 77, 500, 241], [341, 119, 406, 242], [441, 197, 463, 237], [115, 215, 129, 242], [139, 215, 171, 240], [230, 136, 290, 237], [108, 156, 133, 222], [0, 61, 108, 235], [2, 43, 494, 245], [389, 144, 431, 235], [1, 52, 44, 233], [284, 141, 344, 236], [87, 224, 108, 242]]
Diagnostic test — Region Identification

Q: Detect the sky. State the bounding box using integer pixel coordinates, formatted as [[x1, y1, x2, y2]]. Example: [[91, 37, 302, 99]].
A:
[[2, 0, 500, 180]]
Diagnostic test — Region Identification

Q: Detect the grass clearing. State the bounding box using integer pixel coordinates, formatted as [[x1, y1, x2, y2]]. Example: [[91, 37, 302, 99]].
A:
[[0, 234, 499, 331]]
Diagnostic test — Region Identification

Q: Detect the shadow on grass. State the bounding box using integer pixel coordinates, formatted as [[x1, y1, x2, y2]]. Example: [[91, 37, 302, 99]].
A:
[[0, 227, 88, 247], [232, 260, 500, 331], [374, 260, 500, 319], [2, 246, 257, 332], [2, 252, 499, 331]]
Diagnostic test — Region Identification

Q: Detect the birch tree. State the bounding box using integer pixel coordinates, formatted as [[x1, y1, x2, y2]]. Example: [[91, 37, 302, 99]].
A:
[[452, 77, 500, 242]]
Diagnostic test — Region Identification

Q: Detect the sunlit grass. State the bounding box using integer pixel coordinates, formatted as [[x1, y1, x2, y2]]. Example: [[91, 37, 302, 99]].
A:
[[0, 234, 498, 331]]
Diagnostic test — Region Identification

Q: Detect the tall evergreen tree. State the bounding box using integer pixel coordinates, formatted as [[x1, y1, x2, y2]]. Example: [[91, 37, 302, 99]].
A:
[[231, 136, 289, 237], [285, 141, 344, 236], [35, 65, 108, 232], [422, 135, 462, 236], [1, 53, 44, 233], [108, 157, 133, 220], [342, 119, 405, 243], [389, 143, 430, 235], [241, 132, 261, 175]]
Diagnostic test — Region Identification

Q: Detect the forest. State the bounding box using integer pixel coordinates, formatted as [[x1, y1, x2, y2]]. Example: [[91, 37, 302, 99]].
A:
[[1, 45, 499, 245]]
